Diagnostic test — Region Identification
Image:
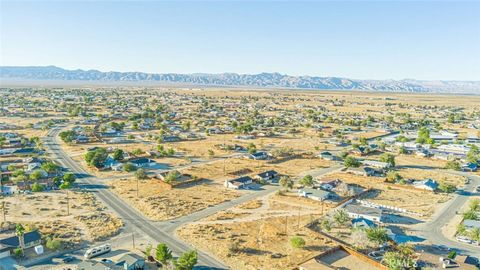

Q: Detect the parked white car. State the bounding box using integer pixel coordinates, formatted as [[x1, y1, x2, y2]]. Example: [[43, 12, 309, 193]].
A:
[[456, 236, 472, 244]]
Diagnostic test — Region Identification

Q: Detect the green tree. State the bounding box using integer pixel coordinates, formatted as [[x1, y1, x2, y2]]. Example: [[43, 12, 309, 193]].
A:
[[290, 236, 306, 249], [164, 170, 180, 183], [45, 238, 61, 250], [469, 227, 480, 242], [59, 181, 71, 190], [300, 175, 314, 187], [279, 176, 293, 190], [123, 163, 136, 172], [366, 227, 389, 247], [155, 243, 173, 264], [135, 168, 147, 180], [63, 172, 76, 184], [29, 170, 43, 181], [174, 250, 197, 270], [464, 209, 478, 220], [31, 182, 44, 192], [344, 156, 360, 168], [85, 148, 107, 168], [333, 210, 349, 226], [382, 244, 415, 270], [379, 153, 396, 168], [41, 162, 59, 173], [386, 171, 402, 183], [438, 182, 456, 193], [59, 130, 76, 143], [321, 219, 332, 232], [112, 149, 124, 161], [15, 224, 25, 253], [445, 160, 461, 171]]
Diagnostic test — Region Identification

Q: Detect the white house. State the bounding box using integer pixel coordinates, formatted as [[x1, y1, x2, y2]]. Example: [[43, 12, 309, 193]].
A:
[[344, 204, 383, 223]]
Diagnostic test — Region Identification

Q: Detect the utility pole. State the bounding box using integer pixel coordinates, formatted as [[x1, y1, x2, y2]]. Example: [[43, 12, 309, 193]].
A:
[[66, 190, 70, 216], [2, 201, 6, 222], [136, 178, 139, 198], [297, 207, 300, 229], [132, 233, 135, 249], [285, 216, 288, 235]]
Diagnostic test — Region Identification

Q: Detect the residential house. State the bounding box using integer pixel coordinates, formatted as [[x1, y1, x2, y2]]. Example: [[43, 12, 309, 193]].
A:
[[361, 160, 391, 170], [344, 204, 383, 223], [412, 178, 438, 191], [0, 231, 42, 250], [317, 179, 342, 191], [129, 158, 155, 168], [351, 217, 376, 229], [298, 188, 332, 201], [224, 176, 253, 189], [116, 253, 145, 270], [254, 170, 278, 183], [463, 219, 480, 230], [246, 151, 269, 160], [462, 163, 478, 172], [346, 166, 378, 177]]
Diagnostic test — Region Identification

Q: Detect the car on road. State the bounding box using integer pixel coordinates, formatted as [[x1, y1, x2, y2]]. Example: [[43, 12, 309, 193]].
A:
[[476, 186, 480, 192], [456, 236, 472, 244], [62, 256, 75, 263]]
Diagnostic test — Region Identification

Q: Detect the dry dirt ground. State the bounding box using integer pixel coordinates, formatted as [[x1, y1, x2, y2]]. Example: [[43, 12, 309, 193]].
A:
[[0, 191, 122, 246], [177, 192, 336, 270], [396, 168, 466, 187], [326, 172, 452, 218], [110, 178, 240, 221]]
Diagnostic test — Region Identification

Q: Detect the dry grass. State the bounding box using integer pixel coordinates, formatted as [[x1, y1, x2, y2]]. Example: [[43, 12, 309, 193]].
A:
[[110, 178, 240, 221]]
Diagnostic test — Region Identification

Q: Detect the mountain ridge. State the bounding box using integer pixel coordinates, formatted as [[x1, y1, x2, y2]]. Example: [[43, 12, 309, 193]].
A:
[[1, 65, 479, 93]]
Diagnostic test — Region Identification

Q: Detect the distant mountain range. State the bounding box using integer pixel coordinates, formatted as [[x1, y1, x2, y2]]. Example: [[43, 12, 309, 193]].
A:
[[1, 65, 479, 93]]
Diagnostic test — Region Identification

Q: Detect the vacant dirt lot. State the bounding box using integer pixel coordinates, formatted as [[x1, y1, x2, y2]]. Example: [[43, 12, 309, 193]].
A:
[[110, 178, 240, 221], [1, 191, 123, 244], [177, 192, 335, 269]]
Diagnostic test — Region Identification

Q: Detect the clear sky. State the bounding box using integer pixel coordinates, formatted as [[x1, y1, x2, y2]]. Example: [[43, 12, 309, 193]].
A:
[[1, 1, 479, 80]]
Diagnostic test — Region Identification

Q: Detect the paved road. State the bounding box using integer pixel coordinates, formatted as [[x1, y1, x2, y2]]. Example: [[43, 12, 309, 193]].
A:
[[41, 127, 338, 268], [43, 128, 228, 269], [415, 171, 480, 256]]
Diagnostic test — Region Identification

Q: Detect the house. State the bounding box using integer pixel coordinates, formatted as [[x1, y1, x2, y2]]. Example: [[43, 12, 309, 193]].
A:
[[437, 144, 470, 155], [254, 170, 278, 182], [298, 188, 331, 201], [129, 158, 155, 168], [463, 219, 480, 230], [116, 253, 145, 270], [346, 166, 378, 177], [162, 135, 181, 142], [344, 204, 383, 223], [416, 252, 478, 270], [0, 230, 42, 250], [462, 163, 478, 172], [246, 151, 269, 160], [412, 178, 438, 191], [317, 151, 338, 161], [361, 160, 391, 170], [317, 179, 342, 191], [224, 176, 253, 189], [351, 217, 376, 229]]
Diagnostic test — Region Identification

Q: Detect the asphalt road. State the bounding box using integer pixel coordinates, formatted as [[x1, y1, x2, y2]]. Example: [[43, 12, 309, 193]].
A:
[[415, 171, 480, 256], [43, 128, 228, 269]]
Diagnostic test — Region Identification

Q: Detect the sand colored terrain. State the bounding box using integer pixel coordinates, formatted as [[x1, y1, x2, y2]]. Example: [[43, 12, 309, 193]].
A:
[[0, 191, 123, 244], [110, 178, 240, 221], [177, 192, 335, 269]]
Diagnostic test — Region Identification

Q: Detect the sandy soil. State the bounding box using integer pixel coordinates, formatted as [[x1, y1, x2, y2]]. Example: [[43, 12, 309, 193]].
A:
[[110, 178, 240, 221], [177, 192, 334, 269], [1, 191, 123, 244]]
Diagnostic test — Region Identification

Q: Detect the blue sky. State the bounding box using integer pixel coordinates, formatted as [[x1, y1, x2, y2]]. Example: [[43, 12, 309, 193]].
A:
[[1, 1, 479, 80]]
